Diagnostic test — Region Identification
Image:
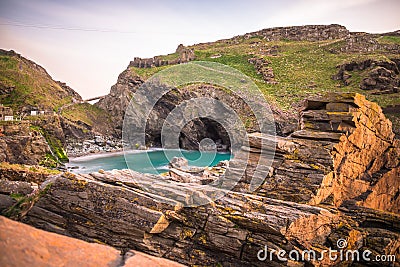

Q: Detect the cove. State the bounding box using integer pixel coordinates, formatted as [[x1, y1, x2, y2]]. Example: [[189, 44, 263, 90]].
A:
[[67, 149, 232, 174]]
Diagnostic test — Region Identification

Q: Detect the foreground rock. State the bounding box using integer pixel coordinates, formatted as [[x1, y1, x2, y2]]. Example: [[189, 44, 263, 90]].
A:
[[0, 216, 184, 267], [1, 93, 399, 266]]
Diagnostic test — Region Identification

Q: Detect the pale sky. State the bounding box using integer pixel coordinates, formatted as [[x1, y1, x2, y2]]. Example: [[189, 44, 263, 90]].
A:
[[0, 0, 399, 99]]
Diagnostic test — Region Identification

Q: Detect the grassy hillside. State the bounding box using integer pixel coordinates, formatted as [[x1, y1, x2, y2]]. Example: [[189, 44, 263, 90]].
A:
[[0, 49, 117, 167], [135, 39, 399, 109], [0, 50, 81, 112], [61, 102, 114, 135], [130, 31, 400, 134]]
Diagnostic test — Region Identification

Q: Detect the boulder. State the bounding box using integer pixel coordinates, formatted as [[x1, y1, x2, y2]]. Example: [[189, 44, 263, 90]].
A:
[[0, 216, 184, 267]]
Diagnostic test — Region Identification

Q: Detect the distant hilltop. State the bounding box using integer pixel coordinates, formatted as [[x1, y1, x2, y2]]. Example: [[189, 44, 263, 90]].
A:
[[234, 24, 350, 42]]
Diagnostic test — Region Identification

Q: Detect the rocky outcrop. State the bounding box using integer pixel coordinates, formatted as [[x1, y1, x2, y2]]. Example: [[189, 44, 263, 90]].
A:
[[96, 68, 144, 133], [98, 79, 258, 149], [55, 81, 82, 103], [236, 24, 350, 42], [336, 32, 400, 54], [0, 115, 72, 165], [248, 57, 277, 84], [333, 58, 400, 94], [0, 216, 184, 267], [0, 122, 50, 165], [230, 93, 400, 212], [1, 93, 399, 266], [97, 75, 295, 149], [310, 94, 400, 213]]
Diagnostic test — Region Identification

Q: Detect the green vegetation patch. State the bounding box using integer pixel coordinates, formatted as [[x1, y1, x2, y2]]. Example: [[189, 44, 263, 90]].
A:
[[30, 125, 68, 163], [0, 161, 61, 175], [1, 183, 53, 219], [377, 35, 400, 45], [61, 102, 113, 134]]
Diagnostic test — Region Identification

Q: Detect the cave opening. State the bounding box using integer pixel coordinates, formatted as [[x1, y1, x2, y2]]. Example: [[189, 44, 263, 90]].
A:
[[145, 117, 231, 152], [179, 117, 231, 152]]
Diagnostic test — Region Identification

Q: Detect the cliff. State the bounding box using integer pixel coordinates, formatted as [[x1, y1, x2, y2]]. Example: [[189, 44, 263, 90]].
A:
[[1, 93, 399, 266], [96, 68, 143, 133], [0, 121, 51, 165], [98, 24, 400, 142], [0, 49, 117, 164]]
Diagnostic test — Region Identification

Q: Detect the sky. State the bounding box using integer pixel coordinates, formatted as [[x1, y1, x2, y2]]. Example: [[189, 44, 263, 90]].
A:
[[0, 0, 399, 99]]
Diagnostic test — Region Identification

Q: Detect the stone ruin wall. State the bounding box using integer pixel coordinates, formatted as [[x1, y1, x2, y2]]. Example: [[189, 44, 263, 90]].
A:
[[129, 44, 195, 68]]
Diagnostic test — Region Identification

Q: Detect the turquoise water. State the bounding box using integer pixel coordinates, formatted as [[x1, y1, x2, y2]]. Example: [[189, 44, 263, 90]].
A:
[[68, 149, 231, 174]]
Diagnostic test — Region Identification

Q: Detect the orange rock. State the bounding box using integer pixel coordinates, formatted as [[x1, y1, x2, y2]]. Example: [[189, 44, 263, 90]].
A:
[[361, 167, 400, 213], [311, 93, 399, 213], [0, 216, 185, 267]]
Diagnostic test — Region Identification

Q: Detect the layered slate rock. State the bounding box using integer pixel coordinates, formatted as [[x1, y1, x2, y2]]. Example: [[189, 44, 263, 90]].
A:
[[232, 93, 400, 212], [311, 94, 400, 213], [1, 93, 399, 266], [0, 216, 184, 267], [0, 121, 51, 165]]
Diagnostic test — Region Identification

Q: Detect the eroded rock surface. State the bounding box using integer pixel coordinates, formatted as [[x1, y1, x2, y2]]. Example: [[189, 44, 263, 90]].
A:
[[0, 122, 51, 165]]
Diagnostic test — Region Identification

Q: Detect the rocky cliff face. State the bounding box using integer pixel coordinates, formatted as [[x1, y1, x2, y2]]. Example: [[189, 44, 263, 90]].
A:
[[1, 93, 399, 266], [0, 49, 118, 162], [96, 74, 295, 149], [228, 93, 400, 211], [0, 122, 50, 165], [311, 94, 400, 213], [96, 68, 144, 133], [234, 24, 350, 42]]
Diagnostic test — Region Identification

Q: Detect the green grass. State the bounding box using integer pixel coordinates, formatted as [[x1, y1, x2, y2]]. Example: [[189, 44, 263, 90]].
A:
[[130, 65, 170, 79], [158, 52, 179, 61], [126, 35, 400, 134], [61, 102, 114, 136], [377, 35, 400, 45], [30, 125, 68, 163], [62, 102, 111, 126], [131, 38, 400, 111]]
